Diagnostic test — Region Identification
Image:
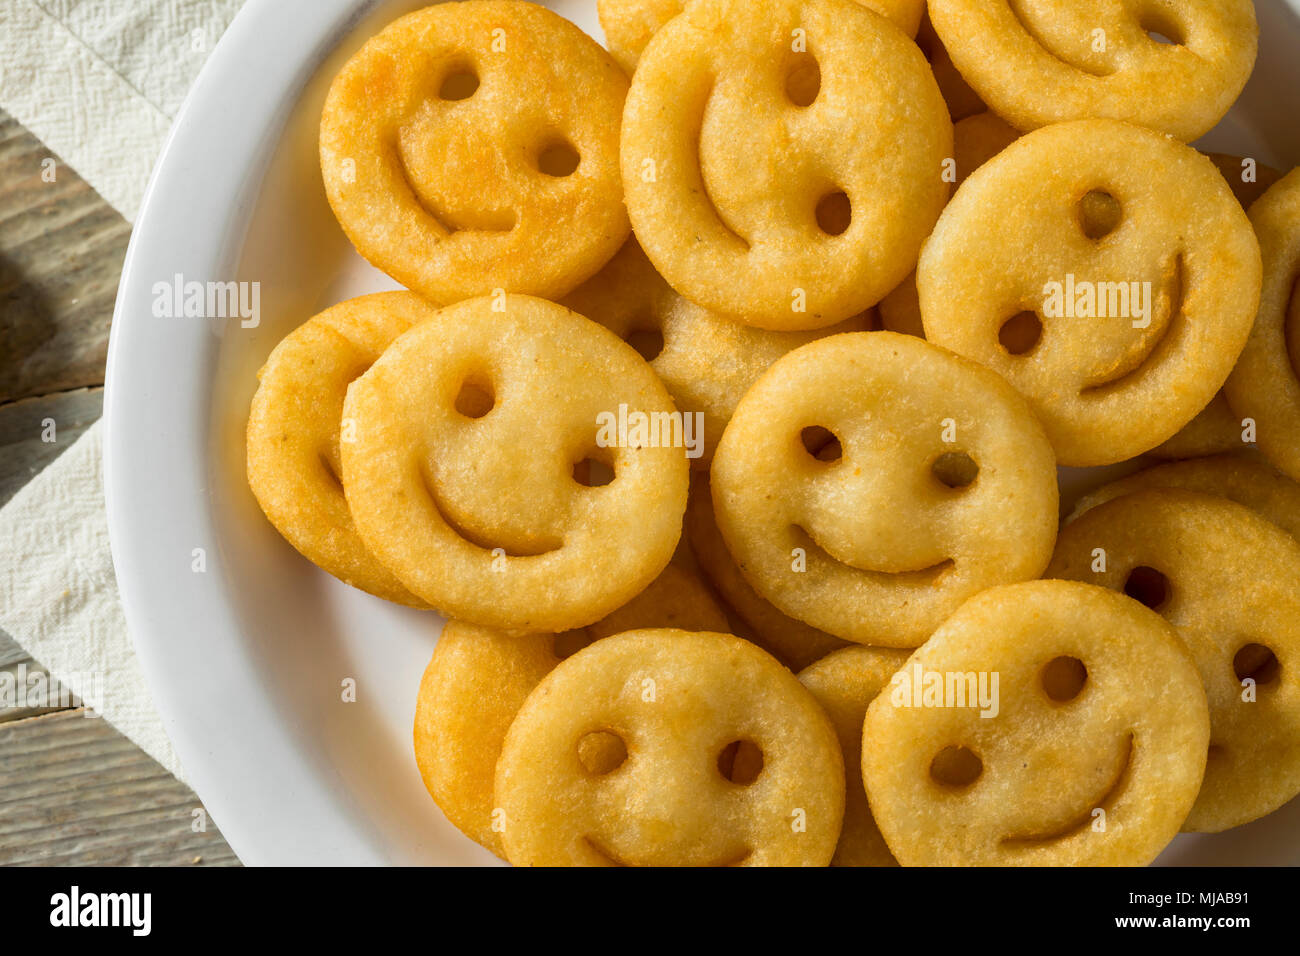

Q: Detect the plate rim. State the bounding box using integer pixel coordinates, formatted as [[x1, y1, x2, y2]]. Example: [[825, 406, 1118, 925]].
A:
[[104, 0, 394, 866]]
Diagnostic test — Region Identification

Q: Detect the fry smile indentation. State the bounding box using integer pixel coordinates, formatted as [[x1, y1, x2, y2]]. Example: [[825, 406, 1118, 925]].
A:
[[792, 525, 954, 581], [1081, 254, 1184, 394], [418, 466, 562, 557], [694, 78, 752, 251], [583, 835, 752, 867], [393, 135, 516, 235], [1001, 732, 1134, 846], [1008, 1, 1115, 78]]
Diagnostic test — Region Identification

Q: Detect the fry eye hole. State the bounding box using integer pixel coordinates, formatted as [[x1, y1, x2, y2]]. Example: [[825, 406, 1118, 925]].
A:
[[438, 68, 479, 101], [1139, 11, 1186, 46], [1041, 655, 1088, 702], [785, 52, 821, 107], [1124, 565, 1170, 611], [454, 378, 495, 418], [931, 451, 978, 489], [537, 138, 580, 177], [572, 450, 615, 487], [930, 745, 983, 789], [800, 426, 842, 461], [577, 731, 627, 775], [999, 311, 1043, 354], [717, 740, 764, 785], [1234, 643, 1280, 685], [1079, 189, 1122, 239], [815, 190, 851, 236]]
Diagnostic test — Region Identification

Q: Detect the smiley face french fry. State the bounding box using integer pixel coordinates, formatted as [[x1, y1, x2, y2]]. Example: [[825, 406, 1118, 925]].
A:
[[597, 0, 925, 74], [927, 0, 1257, 141], [919, 119, 1262, 466], [342, 294, 689, 632], [413, 564, 728, 857], [621, 0, 951, 329], [863, 580, 1209, 865], [320, 1, 630, 303], [1049, 490, 1300, 832], [496, 629, 845, 866], [1224, 168, 1300, 482], [246, 292, 434, 607], [799, 646, 911, 866], [711, 332, 1058, 647], [1066, 455, 1300, 542]]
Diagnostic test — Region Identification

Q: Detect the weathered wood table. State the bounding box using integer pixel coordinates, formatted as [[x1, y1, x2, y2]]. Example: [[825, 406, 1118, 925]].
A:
[[0, 108, 238, 865]]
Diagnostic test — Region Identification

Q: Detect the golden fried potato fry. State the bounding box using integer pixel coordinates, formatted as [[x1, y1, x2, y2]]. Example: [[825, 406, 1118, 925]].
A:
[[496, 629, 844, 865], [919, 119, 1261, 466], [1067, 455, 1300, 542], [622, 0, 951, 329], [863, 581, 1209, 865], [321, 1, 629, 303], [413, 563, 728, 857], [1049, 490, 1300, 832], [928, 0, 1257, 141], [1225, 168, 1300, 481], [598, 0, 924, 74], [799, 646, 911, 866], [711, 332, 1058, 647], [247, 292, 433, 606], [343, 294, 688, 632]]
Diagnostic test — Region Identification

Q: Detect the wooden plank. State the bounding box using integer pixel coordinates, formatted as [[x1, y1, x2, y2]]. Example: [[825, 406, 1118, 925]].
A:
[[0, 709, 240, 866], [0, 658, 71, 723], [0, 109, 130, 404]]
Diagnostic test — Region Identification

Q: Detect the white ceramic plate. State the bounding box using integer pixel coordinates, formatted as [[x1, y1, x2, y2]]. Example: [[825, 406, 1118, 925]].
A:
[[105, 0, 1300, 865]]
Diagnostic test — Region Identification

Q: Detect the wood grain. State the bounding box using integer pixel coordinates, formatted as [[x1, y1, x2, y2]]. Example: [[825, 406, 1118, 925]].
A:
[[0, 111, 130, 404], [0, 710, 240, 866]]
